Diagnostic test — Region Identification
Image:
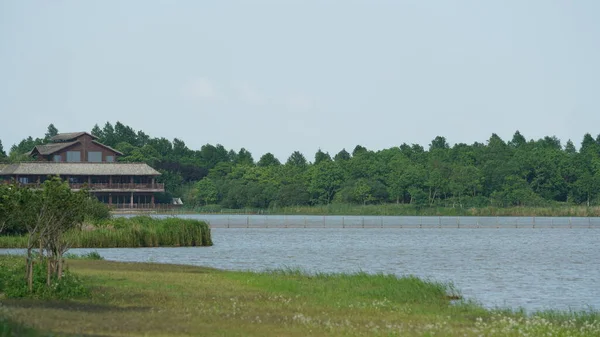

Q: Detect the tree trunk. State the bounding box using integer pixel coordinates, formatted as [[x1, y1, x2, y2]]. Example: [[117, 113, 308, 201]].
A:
[[28, 261, 34, 292], [25, 246, 35, 292], [47, 257, 52, 286], [587, 194, 590, 207], [57, 258, 64, 279], [430, 190, 437, 206]]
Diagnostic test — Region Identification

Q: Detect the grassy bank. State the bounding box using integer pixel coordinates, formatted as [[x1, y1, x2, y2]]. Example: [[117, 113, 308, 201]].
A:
[[0, 216, 212, 249], [185, 203, 600, 217], [1, 256, 598, 336]]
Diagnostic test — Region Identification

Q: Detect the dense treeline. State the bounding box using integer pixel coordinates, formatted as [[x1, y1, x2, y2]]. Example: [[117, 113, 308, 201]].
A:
[[4, 122, 600, 209]]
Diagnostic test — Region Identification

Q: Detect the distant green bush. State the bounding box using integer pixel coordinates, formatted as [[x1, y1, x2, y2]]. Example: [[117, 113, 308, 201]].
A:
[[83, 196, 111, 221], [64, 251, 104, 260]]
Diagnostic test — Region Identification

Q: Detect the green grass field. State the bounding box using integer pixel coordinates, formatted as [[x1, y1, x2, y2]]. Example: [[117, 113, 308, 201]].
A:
[[1, 256, 598, 336]]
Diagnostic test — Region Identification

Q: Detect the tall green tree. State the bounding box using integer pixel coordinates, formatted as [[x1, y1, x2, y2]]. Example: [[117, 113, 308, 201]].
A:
[[509, 130, 527, 148], [352, 145, 367, 157], [44, 124, 59, 141], [196, 178, 218, 205], [101, 122, 116, 146], [429, 136, 449, 151], [286, 151, 308, 168], [199, 144, 230, 169], [114, 121, 138, 146], [257, 152, 281, 167], [235, 148, 254, 166], [314, 149, 331, 164], [308, 161, 344, 204], [334, 148, 351, 162], [0, 139, 6, 160], [91, 123, 103, 139]]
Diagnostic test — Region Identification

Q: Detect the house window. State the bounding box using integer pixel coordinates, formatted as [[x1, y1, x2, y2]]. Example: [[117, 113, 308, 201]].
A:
[[18, 177, 29, 184], [66, 151, 81, 162], [88, 151, 102, 162], [106, 156, 115, 163], [53, 155, 62, 162]]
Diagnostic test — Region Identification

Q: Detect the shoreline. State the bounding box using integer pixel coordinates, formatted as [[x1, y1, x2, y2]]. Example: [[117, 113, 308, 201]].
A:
[[112, 204, 600, 218]]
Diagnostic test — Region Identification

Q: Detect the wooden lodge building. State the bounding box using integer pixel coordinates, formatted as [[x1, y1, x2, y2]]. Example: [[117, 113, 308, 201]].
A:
[[0, 132, 164, 208]]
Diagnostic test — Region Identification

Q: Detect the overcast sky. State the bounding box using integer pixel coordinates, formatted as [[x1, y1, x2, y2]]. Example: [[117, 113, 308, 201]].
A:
[[1, 1, 599, 161]]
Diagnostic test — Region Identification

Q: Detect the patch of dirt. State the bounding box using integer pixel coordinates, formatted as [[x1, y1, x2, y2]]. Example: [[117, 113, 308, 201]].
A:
[[2, 299, 150, 313]]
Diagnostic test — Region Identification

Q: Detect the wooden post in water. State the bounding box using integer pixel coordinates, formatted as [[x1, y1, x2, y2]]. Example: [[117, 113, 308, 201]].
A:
[[362, 217, 365, 228], [438, 216, 441, 228], [304, 217, 307, 228], [227, 216, 230, 228], [380, 216, 383, 228], [246, 216, 249, 228], [457, 217, 460, 229], [342, 216, 345, 228]]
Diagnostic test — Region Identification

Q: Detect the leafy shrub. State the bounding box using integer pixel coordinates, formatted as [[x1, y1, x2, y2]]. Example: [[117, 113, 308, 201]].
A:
[[64, 251, 104, 260], [0, 256, 89, 300], [84, 197, 111, 221]]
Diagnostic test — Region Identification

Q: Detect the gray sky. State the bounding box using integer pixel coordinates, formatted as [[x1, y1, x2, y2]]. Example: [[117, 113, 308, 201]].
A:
[[1, 0, 599, 161]]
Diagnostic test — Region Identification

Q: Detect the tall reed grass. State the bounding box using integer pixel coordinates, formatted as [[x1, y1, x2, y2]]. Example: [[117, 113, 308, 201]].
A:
[[0, 216, 212, 248], [194, 203, 600, 217]]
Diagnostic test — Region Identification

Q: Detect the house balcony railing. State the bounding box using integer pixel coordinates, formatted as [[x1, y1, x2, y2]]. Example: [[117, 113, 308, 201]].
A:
[[13, 182, 165, 191], [69, 183, 165, 191]]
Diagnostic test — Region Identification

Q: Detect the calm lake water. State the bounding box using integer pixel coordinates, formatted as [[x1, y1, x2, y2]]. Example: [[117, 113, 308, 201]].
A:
[[4, 215, 600, 312]]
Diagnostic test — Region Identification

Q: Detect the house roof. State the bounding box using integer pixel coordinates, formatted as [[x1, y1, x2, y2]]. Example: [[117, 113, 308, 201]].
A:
[[0, 162, 161, 176], [30, 141, 79, 155], [50, 132, 98, 142], [91, 140, 123, 155]]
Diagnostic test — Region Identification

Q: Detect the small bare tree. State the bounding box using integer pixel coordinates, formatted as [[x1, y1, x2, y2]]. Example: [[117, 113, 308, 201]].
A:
[[2, 178, 87, 291], [1, 182, 43, 290], [5, 177, 87, 290], [35, 177, 86, 285]]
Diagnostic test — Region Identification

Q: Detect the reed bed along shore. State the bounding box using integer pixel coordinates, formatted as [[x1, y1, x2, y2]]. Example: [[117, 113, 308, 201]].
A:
[[0, 256, 598, 337], [0, 216, 212, 249], [183, 203, 600, 217]]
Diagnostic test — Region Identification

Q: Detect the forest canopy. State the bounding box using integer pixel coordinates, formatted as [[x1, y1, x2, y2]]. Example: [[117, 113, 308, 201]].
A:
[[4, 123, 600, 209]]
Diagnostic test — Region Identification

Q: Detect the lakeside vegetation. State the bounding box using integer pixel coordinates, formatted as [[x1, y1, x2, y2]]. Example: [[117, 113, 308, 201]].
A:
[[4, 123, 600, 213], [187, 203, 600, 217], [1, 255, 599, 336], [0, 179, 212, 301], [0, 216, 212, 249]]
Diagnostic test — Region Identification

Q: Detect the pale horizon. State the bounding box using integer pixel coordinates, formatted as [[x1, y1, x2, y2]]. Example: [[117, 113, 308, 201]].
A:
[[2, 1, 599, 161]]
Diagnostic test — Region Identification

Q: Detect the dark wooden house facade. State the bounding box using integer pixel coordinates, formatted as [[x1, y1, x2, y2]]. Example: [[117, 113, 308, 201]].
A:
[[29, 132, 122, 163], [0, 132, 164, 208]]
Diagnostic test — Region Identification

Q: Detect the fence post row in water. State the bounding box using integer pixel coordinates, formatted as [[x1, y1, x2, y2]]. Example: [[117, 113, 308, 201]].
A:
[[201, 215, 600, 229]]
